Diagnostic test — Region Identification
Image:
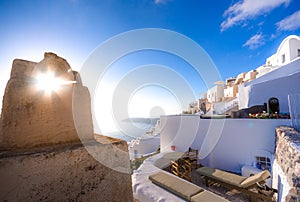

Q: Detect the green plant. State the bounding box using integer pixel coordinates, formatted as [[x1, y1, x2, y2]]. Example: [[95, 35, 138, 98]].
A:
[[248, 111, 286, 119]]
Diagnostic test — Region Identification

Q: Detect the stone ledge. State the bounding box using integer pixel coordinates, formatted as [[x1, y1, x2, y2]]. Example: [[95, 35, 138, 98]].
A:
[[276, 126, 300, 143], [0, 134, 133, 201], [275, 126, 300, 201], [0, 134, 127, 159]]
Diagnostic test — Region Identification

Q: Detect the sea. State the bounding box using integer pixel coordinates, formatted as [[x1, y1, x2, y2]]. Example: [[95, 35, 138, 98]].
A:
[[103, 118, 158, 142]]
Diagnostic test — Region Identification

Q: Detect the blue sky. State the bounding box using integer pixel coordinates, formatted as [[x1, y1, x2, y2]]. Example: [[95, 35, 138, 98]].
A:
[[0, 0, 300, 134]]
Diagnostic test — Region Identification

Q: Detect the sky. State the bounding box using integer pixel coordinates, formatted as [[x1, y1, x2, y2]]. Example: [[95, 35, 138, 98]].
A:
[[0, 0, 300, 135]]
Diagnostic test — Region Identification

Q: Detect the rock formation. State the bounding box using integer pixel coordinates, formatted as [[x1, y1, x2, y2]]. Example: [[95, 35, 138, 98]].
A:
[[274, 126, 300, 201], [0, 53, 133, 201], [0, 52, 93, 150]]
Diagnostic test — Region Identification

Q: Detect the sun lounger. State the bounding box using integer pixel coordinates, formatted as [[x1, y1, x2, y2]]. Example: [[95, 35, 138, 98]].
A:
[[149, 171, 229, 202], [196, 166, 277, 201]]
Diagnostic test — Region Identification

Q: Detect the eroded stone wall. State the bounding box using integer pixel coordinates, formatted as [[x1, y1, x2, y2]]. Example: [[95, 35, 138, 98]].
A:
[[0, 53, 93, 150], [0, 53, 133, 201], [273, 126, 300, 201], [0, 136, 133, 202]]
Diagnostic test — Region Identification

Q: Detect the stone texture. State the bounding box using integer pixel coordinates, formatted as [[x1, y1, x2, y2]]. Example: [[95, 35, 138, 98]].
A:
[[0, 135, 133, 202], [0, 53, 133, 201], [275, 126, 300, 201], [0, 52, 94, 150]]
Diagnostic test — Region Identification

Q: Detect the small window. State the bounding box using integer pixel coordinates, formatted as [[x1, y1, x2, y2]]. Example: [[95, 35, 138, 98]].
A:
[[282, 54, 285, 63], [298, 49, 300, 57], [255, 156, 271, 171]]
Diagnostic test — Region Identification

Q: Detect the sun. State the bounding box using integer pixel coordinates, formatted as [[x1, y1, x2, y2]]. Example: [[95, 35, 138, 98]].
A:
[[36, 71, 76, 94], [36, 72, 63, 93]]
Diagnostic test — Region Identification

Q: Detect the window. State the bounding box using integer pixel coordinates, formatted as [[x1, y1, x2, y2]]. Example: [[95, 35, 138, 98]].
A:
[[255, 156, 271, 171], [298, 49, 300, 57], [281, 54, 285, 63]]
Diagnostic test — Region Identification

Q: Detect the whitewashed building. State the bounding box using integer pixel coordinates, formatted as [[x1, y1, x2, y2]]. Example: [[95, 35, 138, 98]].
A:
[[239, 35, 300, 112], [207, 85, 224, 103], [257, 35, 300, 77], [275, 35, 300, 66]]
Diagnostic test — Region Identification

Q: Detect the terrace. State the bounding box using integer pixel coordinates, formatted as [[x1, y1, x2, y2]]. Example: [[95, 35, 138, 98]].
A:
[[132, 116, 300, 201]]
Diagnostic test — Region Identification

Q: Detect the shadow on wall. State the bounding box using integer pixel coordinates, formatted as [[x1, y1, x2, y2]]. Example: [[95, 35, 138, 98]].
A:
[[277, 175, 283, 201], [231, 104, 267, 118]]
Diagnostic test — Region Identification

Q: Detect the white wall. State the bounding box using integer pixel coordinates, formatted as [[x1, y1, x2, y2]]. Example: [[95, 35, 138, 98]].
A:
[[211, 98, 238, 114], [276, 35, 300, 65], [244, 71, 256, 82], [272, 159, 292, 202], [256, 65, 272, 78], [160, 115, 290, 173], [129, 136, 160, 159], [249, 73, 300, 113], [207, 85, 224, 103], [277, 38, 291, 65], [289, 38, 300, 61], [239, 58, 300, 111], [266, 54, 277, 66], [256, 36, 299, 77], [224, 85, 237, 98]]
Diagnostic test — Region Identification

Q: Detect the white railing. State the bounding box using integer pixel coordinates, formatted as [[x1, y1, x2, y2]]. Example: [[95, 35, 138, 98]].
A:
[[212, 98, 239, 114]]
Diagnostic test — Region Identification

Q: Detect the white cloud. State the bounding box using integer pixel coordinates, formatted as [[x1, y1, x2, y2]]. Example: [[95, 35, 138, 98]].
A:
[[221, 0, 290, 31], [276, 10, 300, 31], [243, 33, 265, 49]]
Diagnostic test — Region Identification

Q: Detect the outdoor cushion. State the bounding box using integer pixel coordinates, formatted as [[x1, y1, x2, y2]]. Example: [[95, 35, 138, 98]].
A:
[[240, 170, 270, 188], [162, 152, 186, 160], [149, 171, 203, 201], [191, 190, 229, 202], [196, 167, 274, 201], [153, 157, 172, 169], [196, 167, 246, 187], [153, 152, 186, 169]]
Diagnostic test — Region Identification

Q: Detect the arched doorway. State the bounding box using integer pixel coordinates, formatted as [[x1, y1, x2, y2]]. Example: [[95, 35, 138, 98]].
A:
[[268, 97, 279, 114]]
